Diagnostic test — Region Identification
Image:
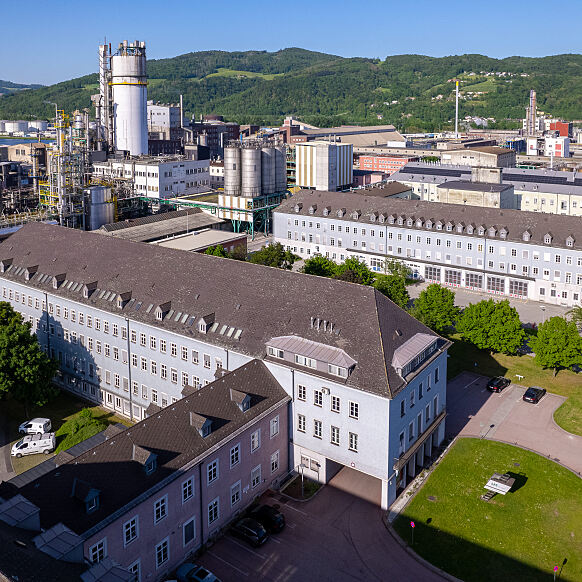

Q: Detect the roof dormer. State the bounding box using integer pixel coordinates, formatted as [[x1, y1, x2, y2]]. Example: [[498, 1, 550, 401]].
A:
[[323, 206, 331, 216], [190, 412, 212, 437], [132, 444, 158, 474], [198, 312, 215, 333], [488, 226, 496, 237], [455, 222, 464, 233], [352, 209, 361, 220], [425, 219, 433, 229], [522, 230, 531, 242], [466, 223, 475, 234], [71, 478, 100, 514], [230, 388, 251, 412], [0, 258, 13, 273], [24, 266, 38, 281], [416, 218, 424, 228], [116, 291, 132, 309], [308, 204, 317, 215], [294, 203, 303, 213], [82, 281, 98, 299], [369, 212, 378, 222], [52, 274, 66, 289], [566, 234, 575, 247], [155, 301, 172, 321], [337, 208, 346, 218], [499, 227, 508, 240], [544, 232, 553, 244]]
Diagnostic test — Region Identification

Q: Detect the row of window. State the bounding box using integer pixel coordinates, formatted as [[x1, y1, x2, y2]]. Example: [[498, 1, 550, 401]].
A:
[[400, 371, 438, 418], [296, 415, 358, 451], [399, 396, 440, 454], [296, 385, 359, 418]]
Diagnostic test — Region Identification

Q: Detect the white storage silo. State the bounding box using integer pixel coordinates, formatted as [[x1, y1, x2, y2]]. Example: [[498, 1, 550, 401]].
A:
[[29, 120, 48, 132], [241, 146, 262, 197], [261, 147, 276, 195], [224, 145, 242, 196], [86, 186, 114, 230], [111, 40, 148, 156], [275, 145, 287, 192]]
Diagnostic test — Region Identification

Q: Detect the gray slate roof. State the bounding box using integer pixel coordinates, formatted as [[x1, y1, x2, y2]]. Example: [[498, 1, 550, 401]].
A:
[[0, 222, 441, 398], [436, 180, 512, 193], [277, 189, 582, 250], [0, 360, 288, 535]]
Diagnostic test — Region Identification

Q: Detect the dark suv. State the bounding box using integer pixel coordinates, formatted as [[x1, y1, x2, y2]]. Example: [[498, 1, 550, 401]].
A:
[[249, 504, 286, 533], [231, 517, 269, 547], [523, 386, 546, 404], [486, 377, 511, 393]]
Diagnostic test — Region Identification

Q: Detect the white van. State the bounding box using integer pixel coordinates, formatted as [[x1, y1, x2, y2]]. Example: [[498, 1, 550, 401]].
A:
[[11, 433, 56, 457], [18, 418, 52, 435]]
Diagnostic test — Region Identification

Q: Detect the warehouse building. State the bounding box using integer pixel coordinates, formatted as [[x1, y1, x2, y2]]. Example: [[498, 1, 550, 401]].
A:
[[273, 189, 582, 307], [295, 141, 353, 191]]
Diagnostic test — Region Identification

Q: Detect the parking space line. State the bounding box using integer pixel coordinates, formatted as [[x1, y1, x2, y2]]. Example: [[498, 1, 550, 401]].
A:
[[284, 504, 308, 516], [270, 537, 282, 544], [207, 550, 249, 576], [227, 537, 267, 558], [287, 523, 296, 529]]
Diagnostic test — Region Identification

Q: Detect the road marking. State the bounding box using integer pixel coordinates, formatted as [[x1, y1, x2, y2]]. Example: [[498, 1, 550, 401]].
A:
[[270, 537, 282, 544], [207, 551, 249, 576], [287, 523, 296, 529], [284, 505, 308, 516], [228, 537, 267, 558], [465, 377, 481, 390]]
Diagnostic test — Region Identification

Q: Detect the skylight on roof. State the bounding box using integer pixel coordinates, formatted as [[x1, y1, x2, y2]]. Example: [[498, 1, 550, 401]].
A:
[[134, 302, 142, 311], [67, 281, 74, 289], [187, 317, 196, 326], [98, 290, 106, 299], [145, 304, 154, 313], [209, 322, 219, 333], [181, 313, 189, 323], [219, 324, 228, 335], [103, 291, 111, 300], [234, 329, 242, 340], [175, 311, 182, 321], [167, 309, 175, 319], [227, 327, 235, 337]]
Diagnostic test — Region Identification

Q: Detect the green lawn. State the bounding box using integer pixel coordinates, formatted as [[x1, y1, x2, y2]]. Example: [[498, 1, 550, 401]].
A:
[[394, 439, 582, 582], [5, 392, 131, 475], [204, 68, 283, 81], [447, 333, 582, 435]]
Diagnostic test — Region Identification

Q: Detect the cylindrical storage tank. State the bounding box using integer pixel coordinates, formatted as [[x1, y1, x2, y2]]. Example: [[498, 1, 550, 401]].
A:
[[111, 41, 148, 156], [4, 121, 28, 133], [261, 147, 276, 195], [242, 147, 262, 197], [223, 146, 241, 196], [86, 186, 114, 230], [275, 146, 287, 192], [73, 113, 84, 130], [29, 120, 48, 132], [0, 121, 5, 133]]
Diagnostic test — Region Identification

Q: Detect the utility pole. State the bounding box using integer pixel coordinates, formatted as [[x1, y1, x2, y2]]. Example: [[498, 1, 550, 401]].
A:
[[455, 80, 459, 139]]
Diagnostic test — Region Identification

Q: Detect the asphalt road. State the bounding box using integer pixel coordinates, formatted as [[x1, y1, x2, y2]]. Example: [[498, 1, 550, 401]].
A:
[[0, 412, 15, 483]]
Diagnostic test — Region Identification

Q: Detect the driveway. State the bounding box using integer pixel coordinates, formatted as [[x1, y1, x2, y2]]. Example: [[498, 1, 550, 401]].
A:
[[196, 467, 446, 582], [0, 411, 15, 483], [446, 372, 582, 474]]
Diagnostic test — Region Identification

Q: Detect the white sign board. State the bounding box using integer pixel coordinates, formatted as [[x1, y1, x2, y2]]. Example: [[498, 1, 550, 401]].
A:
[[484, 479, 512, 495]]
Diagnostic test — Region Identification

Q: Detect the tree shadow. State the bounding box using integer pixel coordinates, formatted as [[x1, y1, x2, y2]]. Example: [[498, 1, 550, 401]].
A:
[[506, 471, 528, 493]]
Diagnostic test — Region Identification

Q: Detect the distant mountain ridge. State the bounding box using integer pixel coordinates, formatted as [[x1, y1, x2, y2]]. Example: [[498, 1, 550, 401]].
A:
[[0, 48, 580, 132], [0, 79, 44, 98]]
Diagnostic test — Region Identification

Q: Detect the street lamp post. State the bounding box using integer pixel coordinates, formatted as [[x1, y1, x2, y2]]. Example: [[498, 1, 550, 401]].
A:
[[299, 463, 307, 498]]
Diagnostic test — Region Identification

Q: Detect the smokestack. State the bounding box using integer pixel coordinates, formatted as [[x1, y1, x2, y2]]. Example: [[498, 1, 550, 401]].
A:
[[455, 80, 459, 139]]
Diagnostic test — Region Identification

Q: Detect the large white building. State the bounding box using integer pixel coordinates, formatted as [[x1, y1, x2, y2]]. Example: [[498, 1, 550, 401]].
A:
[[93, 157, 209, 198], [273, 189, 582, 308], [295, 141, 353, 191], [147, 101, 182, 140], [0, 222, 450, 510]]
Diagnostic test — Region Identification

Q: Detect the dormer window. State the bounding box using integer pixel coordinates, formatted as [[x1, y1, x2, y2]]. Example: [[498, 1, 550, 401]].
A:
[[544, 233, 552, 244], [308, 204, 317, 214], [456, 223, 464, 233], [294, 203, 303, 213], [477, 227, 485, 236], [190, 412, 212, 437], [388, 215, 395, 224], [488, 227, 496, 237], [436, 221, 443, 231], [467, 225, 474, 234], [328, 364, 347, 378], [267, 346, 284, 359], [446, 223, 453, 232], [323, 206, 330, 216], [155, 302, 172, 321], [416, 219, 423, 228], [52, 274, 66, 289], [397, 216, 404, 225], [294, 354, 316, 369], [566, 235, 575, 247], [522, 231, 531, 242], [0, 259, 13, 273], [25, 266, 38, 281], [407, 218, 414, 227], [117, 291, 132, 309], [145, 458, 157, 474], [352, 210, 361, 220], [230, 388, 251, 412], [337, 208, 346, 217], [369, 212, 377, 222], [499, 228, 507, 240], [379, 214, 386, 223], [86, 496, 99, 513], [83, 282, 97, 299], [425, 220, 433, 229]]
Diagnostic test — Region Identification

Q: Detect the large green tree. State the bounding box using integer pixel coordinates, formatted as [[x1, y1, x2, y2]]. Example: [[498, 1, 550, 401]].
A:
[[301, 255, 337, 278], [249, 243, 297, 270], [410, 284, 459, 333], [530, 316, 582, 375], [333, 257, 375, 286], [204, 244, 228, 257], [567, 306, 582, 331], [373, 275, 410, 309], [382, 259, 411, 280], [457, 299, 525, 355], [0, 302, 58, 413]]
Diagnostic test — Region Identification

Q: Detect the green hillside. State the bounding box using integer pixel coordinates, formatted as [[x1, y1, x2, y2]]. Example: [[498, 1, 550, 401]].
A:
[[0, 79, 44, 98], [1, 49, 580, 132]]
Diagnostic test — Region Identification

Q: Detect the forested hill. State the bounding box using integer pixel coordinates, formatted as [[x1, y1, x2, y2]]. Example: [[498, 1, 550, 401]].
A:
[[1, 49, 581, 132], [0, 79, 44, 97]]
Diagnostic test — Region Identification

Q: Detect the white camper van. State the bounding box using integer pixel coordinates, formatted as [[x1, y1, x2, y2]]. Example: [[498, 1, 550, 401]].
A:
[[11, 433, 56, 457], [18, 418, 52, 435]]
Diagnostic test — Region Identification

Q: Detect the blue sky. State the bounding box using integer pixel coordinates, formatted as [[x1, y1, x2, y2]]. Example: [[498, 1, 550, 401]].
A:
[[2, 0, 581, 85]]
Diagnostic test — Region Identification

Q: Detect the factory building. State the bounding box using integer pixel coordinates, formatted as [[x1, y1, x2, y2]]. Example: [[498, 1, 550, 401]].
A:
[[0, 222, 449, 520], [391, 162, 582, 216], [358, 154, 419, 175], [295, 141, 353, 191], [439, 146, 516, 168], [147, 101, 182, 141], [93, 157, 210, 199], [273, 189, 582, 308]]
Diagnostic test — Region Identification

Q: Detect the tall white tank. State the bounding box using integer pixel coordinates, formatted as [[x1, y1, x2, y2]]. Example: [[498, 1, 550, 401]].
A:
[[261, 147, 276, 195], [111, 40, 148, 156], [86, 186, 114, 230], [242, 147, 262, 197], [4, 121, 28, 133], [275, 146, 287, 192], [29, 120, 48, 132], [224, 146, 241, 196]]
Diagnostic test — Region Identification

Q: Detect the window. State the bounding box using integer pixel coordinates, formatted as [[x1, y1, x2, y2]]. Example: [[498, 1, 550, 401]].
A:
[[160, 339, 167, 353], [204, 354, 211, 368], [314, 390, 323, 407], [331, 426, 340, 445], [123, 516, 139, 546], [231, 481, 241, 506], [297, 414, 306, 432], [251, 465, 261, 488], [170, 343, 177, 357], [182, 478, 194, 503], [348, 401, 359, 419], [128, 560, 140, 582], [400, 400, 405, 418], [251, 429, 261, 452], [349, 432, 358, 452], [191, 349, 199, 364], [181, 346, 188, 361], [331, 395, 340, 413], [154, 496, 167, 524], [434, 367, 440, 383], [150, 336, 156, 350], [271, 450, 279, 473], [89, 539, 106, 563], [270, 416, 279, 438], [207, 459, 219, 484], [230, 444, 240, 468], [181, 371, 188, 386], [295, 354, 316, 368], [297, 385, 306, 401], [419, 382, 424, 400], [314, 419, 322, 438], [171, 368, 178, 384], [183, 517, 196, 546], [155, 538, 169, 568], [410, 391, 415, 408], [409, 422, 414, 442], [139, 333, 146, 347]]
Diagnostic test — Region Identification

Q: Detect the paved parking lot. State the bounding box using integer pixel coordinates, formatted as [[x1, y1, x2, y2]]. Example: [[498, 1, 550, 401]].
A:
[[196, 467, 446, 582], [446, 372, 582, 474]]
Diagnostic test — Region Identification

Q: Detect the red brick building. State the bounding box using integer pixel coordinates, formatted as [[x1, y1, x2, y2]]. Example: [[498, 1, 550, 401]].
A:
[[357, 154, 419, 175], [549, 121, 573, 138]]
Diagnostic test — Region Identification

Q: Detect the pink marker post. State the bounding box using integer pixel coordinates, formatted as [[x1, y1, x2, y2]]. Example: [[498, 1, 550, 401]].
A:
[[410, 520, 415, 545]]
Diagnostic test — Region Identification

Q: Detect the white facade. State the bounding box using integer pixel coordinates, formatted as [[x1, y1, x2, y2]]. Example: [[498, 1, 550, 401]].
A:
[[147, 102, 181, 139], [544, 136, 570, 158], [295, 142, 353, 191], [93, 158, 210, 198]]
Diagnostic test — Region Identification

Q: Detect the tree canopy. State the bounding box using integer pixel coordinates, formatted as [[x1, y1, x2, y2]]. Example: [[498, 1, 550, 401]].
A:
[[410, 284, 459, 333], [301, 255, 338, 278], [204, 244, 229, 257], [457, 299, 525, 355], [249, 243, 298, 270], [373, 275, 410, 309], [0, 302, 58, 412], [333, 257, 375, 286], [530, 316, 582, 375]]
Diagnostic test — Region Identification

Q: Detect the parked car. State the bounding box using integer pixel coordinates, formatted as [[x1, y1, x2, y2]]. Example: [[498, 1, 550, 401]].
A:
[[18, 418, 51, 435], [11, 433, 55, 457], [249, 504, 286, 533], [176, 563, 221, 582], [486, 377, 511, 393], [231, 517, 269, 547], [523, 386, 547, 404]]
